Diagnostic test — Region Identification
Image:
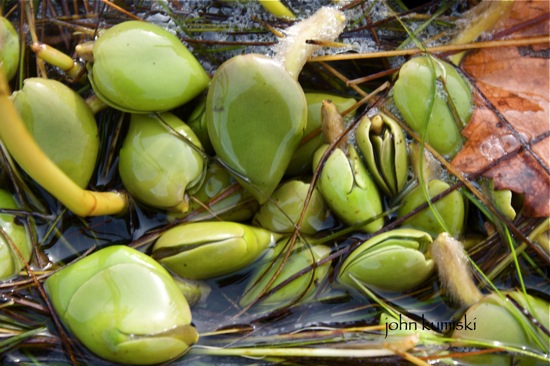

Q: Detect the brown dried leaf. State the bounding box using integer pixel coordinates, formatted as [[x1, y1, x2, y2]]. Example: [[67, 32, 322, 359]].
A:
[[451, 0, 550, 217]]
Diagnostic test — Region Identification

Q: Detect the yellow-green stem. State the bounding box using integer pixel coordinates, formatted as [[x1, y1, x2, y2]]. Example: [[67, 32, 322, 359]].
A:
[[258, 0, 295, 19], [0, 67, 127, 217]]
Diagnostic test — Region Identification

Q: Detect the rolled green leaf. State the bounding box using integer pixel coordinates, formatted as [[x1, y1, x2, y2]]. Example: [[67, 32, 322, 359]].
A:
[[44, 245, 198, 365], [152, 221, 278, 279], [393, 55, 472, 157], [397, 180, 465, 237], [88, 21, 209, 113], [313, 144, 384, 233], [239, 237, 331, 309], [253, 180, 333, 235], [337, 228, 434, 292], [0, 189, 31, 280], [119, 112, 205, 212], [11, 78, 99, 188]]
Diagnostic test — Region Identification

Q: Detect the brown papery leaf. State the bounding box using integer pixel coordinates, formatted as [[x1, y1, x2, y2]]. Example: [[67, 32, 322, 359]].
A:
[[451, 0, 550, 217]]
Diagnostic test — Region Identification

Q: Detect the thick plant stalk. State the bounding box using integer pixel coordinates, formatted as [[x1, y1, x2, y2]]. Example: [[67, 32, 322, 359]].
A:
[[430, 233, 483, 307], [0, 67, 127, 216]]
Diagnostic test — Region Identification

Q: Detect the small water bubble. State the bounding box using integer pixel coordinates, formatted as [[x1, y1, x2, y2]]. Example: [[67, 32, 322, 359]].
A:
[[499, 134, 519, 152], [480, 136, 505, 161]]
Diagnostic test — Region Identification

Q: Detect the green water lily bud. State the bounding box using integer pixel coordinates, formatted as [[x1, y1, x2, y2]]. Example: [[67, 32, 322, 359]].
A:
[[337, 228, 434, 292], [356, 113, 408, 197], [393, 55, 473, 157], [44, 245, 198, 365], [11, 78, 98, 188], [239, 238, 331, 309], [119, 112, 205, 212], [286, 93, 356, 176], [88, 21, 209, 113], [206, 54, 307, 203], [169, 160, 258, 222], [0, 189, 31, 280], [152, 221, 278, 280], [253, 180, 333, 235], [397, 180, 465, 237], [0, 16, 19, 81], [313, 144, 384, 233], [453, 291, 549, 364]]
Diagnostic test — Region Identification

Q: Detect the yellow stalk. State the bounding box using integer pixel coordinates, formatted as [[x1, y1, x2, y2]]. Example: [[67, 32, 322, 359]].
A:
[[258, 0, 296, 19], [0, 67, 127, 217]]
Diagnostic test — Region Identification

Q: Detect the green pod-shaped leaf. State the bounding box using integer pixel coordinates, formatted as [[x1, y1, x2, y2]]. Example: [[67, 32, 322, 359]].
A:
[[89, 21, 209, 113], [0, 16, 19, 81], [169, 160, 258, 222], [206, 54, 307, 203], [44, 245, 198, 365], [356, 113, 409, 197], [453, 291, 549, 364], [0, 189, 31, 280], [337, 228, 434, 292], [393, 55, 472, 157], [285, 93, 356, 176], [119, 112, 205, 212], [253, 180, 333, 235], [11, 78, 99, 188], [239, 238, 331, 309], [152, 221, 278, 280], [313, 144, 384, 233], [397, 179, 465, 237]]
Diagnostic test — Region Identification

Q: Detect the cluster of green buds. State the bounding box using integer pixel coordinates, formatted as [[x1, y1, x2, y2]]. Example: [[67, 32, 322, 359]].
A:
[[0, 189, 31, 280], [152, 221, 278, 280], [0, 5, 516, 365], [337, 228, 434, 292], [44, 246, 198, 365]]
